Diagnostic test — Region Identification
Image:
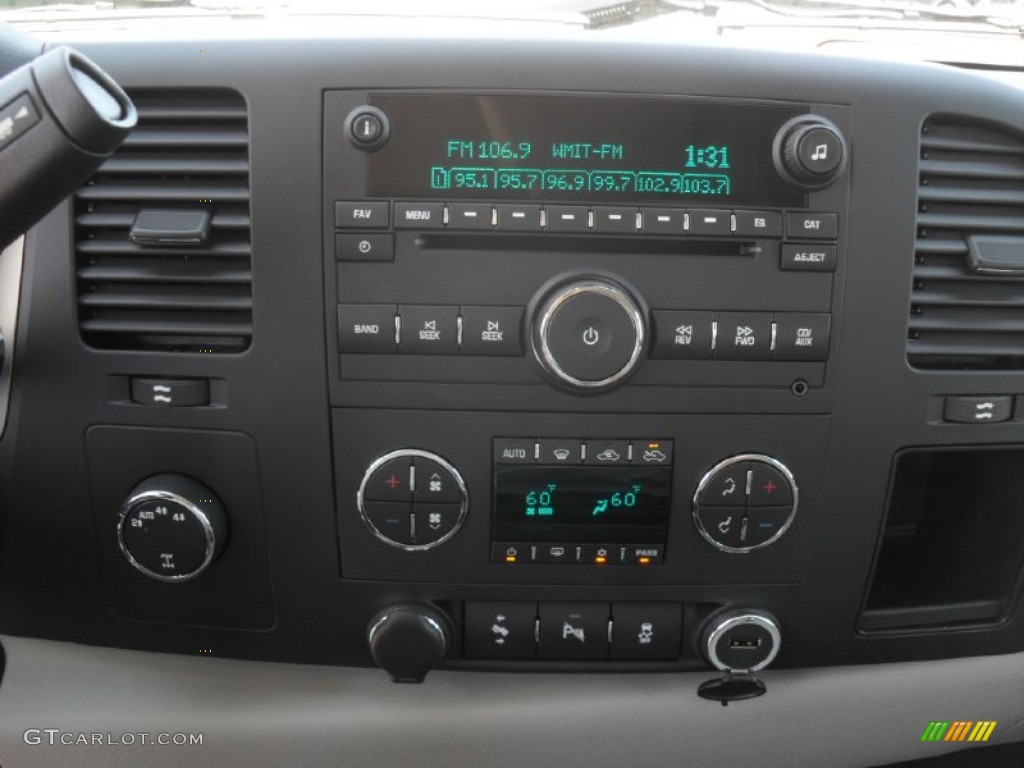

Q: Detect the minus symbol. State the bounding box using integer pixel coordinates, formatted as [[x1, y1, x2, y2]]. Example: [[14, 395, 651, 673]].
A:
[[609, 214, 622, 221], [464, 211, 478, 218], [657, 215, 670, 222], [704, 216, 717, 224], [512, 212, 525, 218], [561, 214, 575, 220]]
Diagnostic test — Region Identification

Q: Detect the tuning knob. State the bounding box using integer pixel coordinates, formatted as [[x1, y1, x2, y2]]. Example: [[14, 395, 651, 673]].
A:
[[774, 115, 847, 191], [116, 474, 228, 582], [530, 273, 647, 392], [367, 604, 450, 683]]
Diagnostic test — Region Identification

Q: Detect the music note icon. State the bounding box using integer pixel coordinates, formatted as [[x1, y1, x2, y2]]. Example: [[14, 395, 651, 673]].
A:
[[811, 144, 828, 161]]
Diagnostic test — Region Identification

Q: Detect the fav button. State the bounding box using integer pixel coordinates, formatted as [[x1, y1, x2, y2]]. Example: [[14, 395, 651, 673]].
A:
[[335, 200, 389, 229]]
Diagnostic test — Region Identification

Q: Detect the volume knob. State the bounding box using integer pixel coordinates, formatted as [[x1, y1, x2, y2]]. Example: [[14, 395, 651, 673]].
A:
[[774, 115, 847, 191]]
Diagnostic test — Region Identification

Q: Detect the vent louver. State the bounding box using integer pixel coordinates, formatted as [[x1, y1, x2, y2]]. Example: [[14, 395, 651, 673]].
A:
[[908, 116, 1024, 370], [74, 88, 252, 353]]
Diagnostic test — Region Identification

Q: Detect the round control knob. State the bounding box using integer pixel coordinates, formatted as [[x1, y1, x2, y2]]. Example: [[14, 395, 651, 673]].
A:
[[357, 449, 468, 551], [531, 275, 646, 391], [344, 105, 390, 151], [702, 609, 781, 672], [116, 474, 228, 582], [367, 604, 449, 683], [774, 115, 847, 190], [692, 454, 797, 553]]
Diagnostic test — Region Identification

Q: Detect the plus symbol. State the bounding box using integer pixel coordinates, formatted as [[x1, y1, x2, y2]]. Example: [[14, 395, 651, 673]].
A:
[[762, 480, 778, 495], [386, 474, 401, 490]]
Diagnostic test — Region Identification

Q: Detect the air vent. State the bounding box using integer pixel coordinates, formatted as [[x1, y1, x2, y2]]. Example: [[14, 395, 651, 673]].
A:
[[908, 116, 1024, 370], [74, 88, 252, 353]]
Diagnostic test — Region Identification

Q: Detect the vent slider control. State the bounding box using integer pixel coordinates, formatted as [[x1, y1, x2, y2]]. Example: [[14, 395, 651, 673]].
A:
[[130, 210, 211, 247]]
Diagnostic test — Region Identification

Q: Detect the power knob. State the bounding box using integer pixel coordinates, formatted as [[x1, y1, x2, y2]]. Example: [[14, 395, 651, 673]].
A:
[[530, 273, 647, 392], [773, 115, 847, 191], [116, 474, 228, 582]]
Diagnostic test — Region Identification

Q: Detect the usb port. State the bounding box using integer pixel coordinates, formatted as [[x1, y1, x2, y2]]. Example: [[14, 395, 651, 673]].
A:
[[728, 636, 762, 650]]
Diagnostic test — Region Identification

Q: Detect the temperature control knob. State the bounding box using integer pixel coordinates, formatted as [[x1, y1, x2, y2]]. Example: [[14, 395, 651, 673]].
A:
[[531, 274, 647, 392], [774, 115, 847, 191], [116, 474, 228, 582]]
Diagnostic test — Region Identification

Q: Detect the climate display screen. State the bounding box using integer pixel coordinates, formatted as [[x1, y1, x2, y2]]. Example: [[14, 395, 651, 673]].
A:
[[366, 93, 805, 205], [493, 465, 672, 544]]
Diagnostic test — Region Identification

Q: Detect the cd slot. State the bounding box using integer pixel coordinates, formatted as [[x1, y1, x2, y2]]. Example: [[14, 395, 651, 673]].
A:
[[415, 233, 756, 257]]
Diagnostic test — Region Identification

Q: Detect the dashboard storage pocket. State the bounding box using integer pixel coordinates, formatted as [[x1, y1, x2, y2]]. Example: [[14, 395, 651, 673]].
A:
[[860, 447, 1024, 632]]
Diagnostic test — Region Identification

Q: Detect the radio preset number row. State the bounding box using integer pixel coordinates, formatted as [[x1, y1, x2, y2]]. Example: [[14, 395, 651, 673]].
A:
[[335, 200, 838, 239]]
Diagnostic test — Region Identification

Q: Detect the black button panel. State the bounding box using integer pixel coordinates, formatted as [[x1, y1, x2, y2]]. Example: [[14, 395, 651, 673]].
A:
[[494, 437, 672, 466], [694, 455, 797, 552], [464, 602, 682, 662], [333, 199, 836, 238], [650, 311, 832, 363]]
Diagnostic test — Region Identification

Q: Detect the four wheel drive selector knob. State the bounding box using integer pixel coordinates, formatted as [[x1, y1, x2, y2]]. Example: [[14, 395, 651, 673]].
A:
[[116, 474, 228, 582], [530, 274, 647, 392]]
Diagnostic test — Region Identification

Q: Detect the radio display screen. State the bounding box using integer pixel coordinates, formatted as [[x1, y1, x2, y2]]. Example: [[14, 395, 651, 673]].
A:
[[493, 465, 672, 543], [366, 93, 805, 205]]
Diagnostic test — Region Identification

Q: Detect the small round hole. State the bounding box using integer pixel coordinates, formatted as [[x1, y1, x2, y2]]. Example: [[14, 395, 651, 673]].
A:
[[791, 380, 809, 397]]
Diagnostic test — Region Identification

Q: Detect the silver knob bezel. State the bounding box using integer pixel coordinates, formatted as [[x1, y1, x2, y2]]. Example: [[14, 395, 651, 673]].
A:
[[116, 490, 219, 583], [705, 611, 782, 672], [534, 279, 646, 391], [692, 453, 798, 553], [357, 448, 469, 552]]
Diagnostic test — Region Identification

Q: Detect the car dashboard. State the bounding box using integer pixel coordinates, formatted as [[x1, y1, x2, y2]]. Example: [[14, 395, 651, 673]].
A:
[[0, 30, 1023, 767]]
